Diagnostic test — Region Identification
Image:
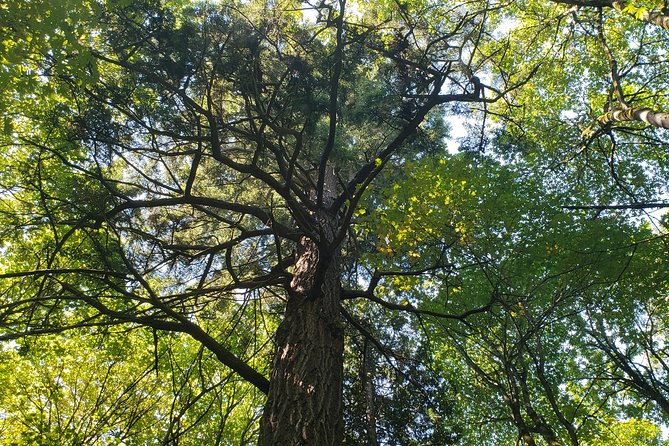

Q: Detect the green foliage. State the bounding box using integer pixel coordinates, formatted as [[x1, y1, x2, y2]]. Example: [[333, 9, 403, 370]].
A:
[[1, 0, 669, 444], [354, 153, 669, 444], [0, 329, 265, 445], [589, 418, 665, 446]]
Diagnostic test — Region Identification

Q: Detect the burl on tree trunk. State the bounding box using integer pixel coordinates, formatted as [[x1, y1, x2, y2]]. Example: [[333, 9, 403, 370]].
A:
[[259, 208, 344, 445]]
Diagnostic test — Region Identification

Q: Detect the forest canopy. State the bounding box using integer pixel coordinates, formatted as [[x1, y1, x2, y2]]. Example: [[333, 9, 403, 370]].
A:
[[1, 0, 669, 444]]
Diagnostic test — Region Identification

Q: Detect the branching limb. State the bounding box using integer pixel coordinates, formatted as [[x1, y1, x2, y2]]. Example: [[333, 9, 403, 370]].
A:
[[317, 0, 346, 208], [562, 202, 669, 210]]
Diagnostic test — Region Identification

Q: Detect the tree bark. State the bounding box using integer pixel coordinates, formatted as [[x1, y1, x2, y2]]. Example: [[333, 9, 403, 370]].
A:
[[612, 1, 669, 31], [361, 339, 379, 446], [598, 106, 669, 129], [259, 168, 344, 445], [550, 1, 669, 31]]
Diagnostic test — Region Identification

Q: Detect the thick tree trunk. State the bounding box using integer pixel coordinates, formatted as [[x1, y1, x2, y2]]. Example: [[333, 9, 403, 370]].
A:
[[259, 166, 344, 446], [259, 231, 344, 445]]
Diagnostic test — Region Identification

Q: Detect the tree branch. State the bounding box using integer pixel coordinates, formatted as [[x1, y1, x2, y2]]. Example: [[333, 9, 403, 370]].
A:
[[598, 106, 669, 129], [342, 289, 492, 320], [58, 282, 271, 394], [562, 202, 669, 210], [317, 0, 346, 207]]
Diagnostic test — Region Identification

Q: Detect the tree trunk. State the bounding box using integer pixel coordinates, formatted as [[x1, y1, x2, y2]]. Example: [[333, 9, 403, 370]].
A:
[[259, 166, 344, 445], [361, 339, 379, 446], [259, 231, 344, 445], [598, 106, 669, 129]]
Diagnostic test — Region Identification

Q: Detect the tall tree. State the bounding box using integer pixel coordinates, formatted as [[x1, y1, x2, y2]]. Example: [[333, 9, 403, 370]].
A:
[[0, 0, 522, 443], [2, 0, 669, 444]]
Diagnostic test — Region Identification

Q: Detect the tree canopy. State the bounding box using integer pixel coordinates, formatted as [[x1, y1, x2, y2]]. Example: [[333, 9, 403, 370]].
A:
[[1, 0, 669, 444]]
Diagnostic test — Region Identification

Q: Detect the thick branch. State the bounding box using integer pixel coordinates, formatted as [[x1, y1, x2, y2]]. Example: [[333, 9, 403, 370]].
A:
[[59, 282, 271, 394], [163, 228, 275, 257], [597, 10, 628, 108], [0, 268, 128, 280], [548, 0, 613, 7], [598, 106, 669, 129], [588, 327, 669, 414], [177, 318, 270, 394], [102, 195, 299, 240], [612, 1, 669, 31], [550, 0, 669, 31]]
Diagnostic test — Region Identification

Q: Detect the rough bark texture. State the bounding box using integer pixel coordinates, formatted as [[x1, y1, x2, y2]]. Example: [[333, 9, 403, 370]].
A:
[[259, 232, 344, 445], [259, 168, 344, 445]]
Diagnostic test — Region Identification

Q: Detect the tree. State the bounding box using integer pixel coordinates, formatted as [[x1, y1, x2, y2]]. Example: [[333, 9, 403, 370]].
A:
[[2, 0, 669, 444], [0, 0, 523, 443], [357, 153, 669, 445]]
